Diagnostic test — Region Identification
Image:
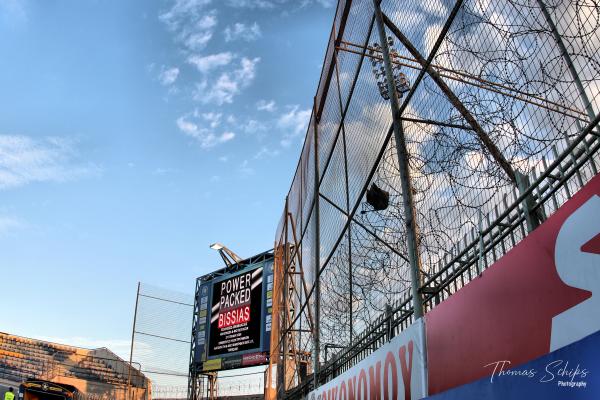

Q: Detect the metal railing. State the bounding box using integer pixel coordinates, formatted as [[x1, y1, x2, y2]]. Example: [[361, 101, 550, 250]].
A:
[[285, 105, 600, 399]]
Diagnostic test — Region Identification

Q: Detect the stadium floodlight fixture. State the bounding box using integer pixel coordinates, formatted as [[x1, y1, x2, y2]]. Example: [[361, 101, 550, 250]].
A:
[[209, 242, 224, 251], [209, 242, 243, 269], [368, 36, 411, 100]]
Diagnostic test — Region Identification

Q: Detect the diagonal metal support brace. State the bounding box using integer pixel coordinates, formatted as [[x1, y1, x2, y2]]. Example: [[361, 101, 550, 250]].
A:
[[381, 10, 549, 230], [381, 12, 517, 185]]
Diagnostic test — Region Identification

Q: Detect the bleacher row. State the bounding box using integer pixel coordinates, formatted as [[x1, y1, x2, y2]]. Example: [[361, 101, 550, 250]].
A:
[[64, 358, 128, 385], [0, 333, 129, 387]]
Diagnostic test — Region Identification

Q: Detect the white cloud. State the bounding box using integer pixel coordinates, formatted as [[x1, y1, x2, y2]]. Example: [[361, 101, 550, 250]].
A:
[[421, 0, 448, 18], [176, 115, 235, 148], [176, 116, 198, 136], [195, 75, 235, 105], [220, 131, 235, 142], [218, 156, 229, 162], [236, 57, 260, 81], [158, 66, 180, 85], [256, 99, 276, 112], [0, 135, 101, 190], [241, 119, 268, 135], [225, 0, 334, 10], [159, 1, 217, 52], [253, 146, 280, 159], [277, 105, 311, 147], [193, 12, 218, 30], [225, 0, 275, 8], [159, 0, 213, 30], [224, 22, 262, 42], [200, 111, 222, 128], [183, 30, 214, 50], [315, 0, 335, 6], [195, 57, 260, 105], [188, 52, 234, 73]]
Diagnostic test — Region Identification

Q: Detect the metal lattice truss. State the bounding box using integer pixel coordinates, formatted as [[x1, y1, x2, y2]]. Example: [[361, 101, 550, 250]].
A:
[[266, 0, 600, 398]]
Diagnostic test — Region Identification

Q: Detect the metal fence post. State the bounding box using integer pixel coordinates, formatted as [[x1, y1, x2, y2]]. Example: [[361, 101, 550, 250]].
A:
[[535, 0, 596, 123], [312, 97, 321, 391], [477, 209, 484, 275], [128, 282, 140, 400], [373, 0, 425, 320], [188, 279, 202, 400], [385, 304, 393, 341], [515, 171, 543, 232]]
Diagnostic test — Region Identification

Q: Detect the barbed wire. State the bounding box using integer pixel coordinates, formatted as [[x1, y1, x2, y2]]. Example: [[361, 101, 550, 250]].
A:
[[272, 0, 600, 387]]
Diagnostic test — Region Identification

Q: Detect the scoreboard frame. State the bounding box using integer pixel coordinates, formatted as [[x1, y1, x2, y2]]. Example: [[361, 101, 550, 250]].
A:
[[189, 250, 274, 375]]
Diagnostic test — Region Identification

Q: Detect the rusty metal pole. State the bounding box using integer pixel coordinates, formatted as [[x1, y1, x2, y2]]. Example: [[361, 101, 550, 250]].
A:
[[208, 372, 217, 400], [281, 197, 289, 395]]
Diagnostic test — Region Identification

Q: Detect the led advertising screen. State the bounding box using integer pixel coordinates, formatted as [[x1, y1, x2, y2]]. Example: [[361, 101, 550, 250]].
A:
[[208, 266, 263, 356], [193, 257, 273, 372]]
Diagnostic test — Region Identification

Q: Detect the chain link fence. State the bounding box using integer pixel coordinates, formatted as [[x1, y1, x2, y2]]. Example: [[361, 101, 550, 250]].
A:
[[131, 283, 194, 399], [267, 0, 600, 397]]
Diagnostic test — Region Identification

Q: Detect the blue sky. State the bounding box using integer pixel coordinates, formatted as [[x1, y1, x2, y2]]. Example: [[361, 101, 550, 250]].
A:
[[0, 0, 334, 357]]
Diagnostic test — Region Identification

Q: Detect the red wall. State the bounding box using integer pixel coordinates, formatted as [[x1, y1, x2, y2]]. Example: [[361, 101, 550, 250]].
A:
[[426, 173, 600, 394]]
